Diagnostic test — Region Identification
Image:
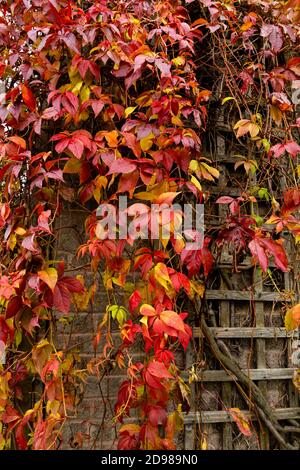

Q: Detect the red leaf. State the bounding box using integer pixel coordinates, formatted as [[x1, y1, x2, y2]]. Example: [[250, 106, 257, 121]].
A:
[[68, 139, 84, 159], [106, 159, 137, 175], [181, 238, 214, 277], [61, 33, 80, 54], [52, 283, 71, 313], [282, 189, 300, 216], [59, 276, 84, 293], [260, 24, 283, 53], [285, 141, 300, 158], [249, 238, 268, 272], [118, 424, 140, 450], [37, 210, 52, 233], [6, 296, 22, 319], [147, 406, 167, 427], [249, 235, 288, 272], [118, 170, 139, 196], [62, 91, 79, 117], [147, 361, 174, 380], [216, 196, 235, 204], [2, 405, 20, 424], [271, 141, 300, 159], [0, 317, 14, 344], [129, 290, 142, 313]]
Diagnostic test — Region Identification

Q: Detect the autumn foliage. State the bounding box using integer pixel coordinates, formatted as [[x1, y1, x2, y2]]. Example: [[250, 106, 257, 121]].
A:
[[0, 0, 300, 450]]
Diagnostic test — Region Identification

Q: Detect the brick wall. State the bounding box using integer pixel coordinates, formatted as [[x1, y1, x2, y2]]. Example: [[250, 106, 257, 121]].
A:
[[54, 204, 126, 450]]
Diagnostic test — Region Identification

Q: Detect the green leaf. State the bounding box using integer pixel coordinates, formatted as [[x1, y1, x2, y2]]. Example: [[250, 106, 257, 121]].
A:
[[108, 305, 128, 326]]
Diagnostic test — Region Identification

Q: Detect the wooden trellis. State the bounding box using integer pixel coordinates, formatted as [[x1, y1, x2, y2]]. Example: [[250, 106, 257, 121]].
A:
[[181, 127, 300, 450]]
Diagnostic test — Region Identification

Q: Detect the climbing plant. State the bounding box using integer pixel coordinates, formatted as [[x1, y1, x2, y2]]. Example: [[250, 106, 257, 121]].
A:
[[0, 0, 300, 450]]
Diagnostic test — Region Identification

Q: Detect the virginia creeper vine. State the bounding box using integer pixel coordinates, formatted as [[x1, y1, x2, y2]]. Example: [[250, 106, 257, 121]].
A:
[[0, 0, 300, 450]]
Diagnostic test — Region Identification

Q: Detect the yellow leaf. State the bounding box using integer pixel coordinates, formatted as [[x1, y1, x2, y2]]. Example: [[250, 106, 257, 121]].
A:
[[189, 160, 199, 173], [140, 316, 148, 326], [136, 91, 153, 107], [249, 123, 260, 138], [198, 162, 220, 181], [108, 305, 128, 326], [72, 80, 83, 95], [46, 399, 60, 417], [200, 435, 208, 450], [222, 96, 235, 105], [191, 281, 205, 298], [80, 84, 90, 102], [120, 424, 140, 435], [241, 20, 254, 32], [171, 115, 183, 126], [172, 235, 185, 254], [124, 106, 137, 118], [265, 215, 281, 226], [38, 268, 58, 291], [14, 227, 26, 236], [153, 262, 175, 297], [8, 233, 17, 251], [135, 180, 176, 201], [189, 159, 219, 181], [140, 132, 154, 152], [172, 56, 186, 67]]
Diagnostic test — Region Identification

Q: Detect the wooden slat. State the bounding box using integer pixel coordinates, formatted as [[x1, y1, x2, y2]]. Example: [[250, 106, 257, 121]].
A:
[[183, 407, 300, 425], [206, 290, 284, 302], [193, 327, 293, 339], [190, 368, 295, 382]]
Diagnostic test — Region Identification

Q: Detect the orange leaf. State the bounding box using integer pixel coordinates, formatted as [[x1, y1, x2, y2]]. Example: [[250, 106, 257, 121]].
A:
[[160, 310, 185, 333], [104, 130, 119, 148], [21, 84, 36, 112], [140, 304, 156, 317], [8, 136, 27, 149]]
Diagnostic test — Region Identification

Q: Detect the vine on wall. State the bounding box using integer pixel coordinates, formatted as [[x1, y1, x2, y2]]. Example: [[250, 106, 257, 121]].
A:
[[0, 0, 300, 450]]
